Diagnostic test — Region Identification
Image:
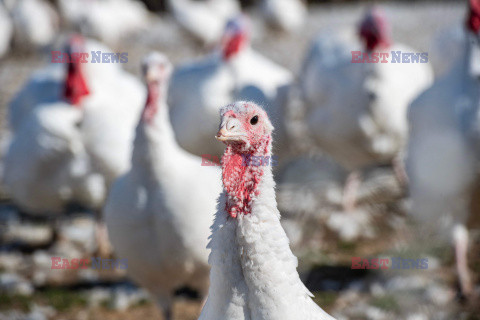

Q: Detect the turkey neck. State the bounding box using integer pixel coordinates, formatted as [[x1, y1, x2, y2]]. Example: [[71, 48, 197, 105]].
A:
[[221, 135, 270, 218], [217, 138, 314, 319], [132, 79, 181, 176]]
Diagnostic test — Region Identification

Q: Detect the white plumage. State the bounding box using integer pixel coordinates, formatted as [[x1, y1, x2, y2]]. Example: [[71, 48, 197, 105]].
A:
[[79, 58, 145, 187], [105, 52, 222, 320], [3, 102, 105, 214], [169, 16, 292, 157], [9, 62, 64, 133], [300, 9, 432, 171], [406, 2, 480, 296], [429, 25, 464, 78], [199, 101, 335, 320], [9, 36, 145, 187], [58, 0, 149, 45], [4, 36, 108, 213], [9, 37, 124, 133], [10, 0, 58, 50], [167, 0, 240, 45], [260, 0, 307, 33]]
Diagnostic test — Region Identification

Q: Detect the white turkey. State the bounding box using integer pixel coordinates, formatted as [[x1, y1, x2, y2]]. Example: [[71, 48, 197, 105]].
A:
[[58, 0, 149, 45], [3, 43, 104, 214], [406, 0, 480, 298], [199, 101, 336, 320], [166, 0, 240, 45], [169, 15, 292, 157], [10, 0, 59, 50], [104, 52, 222, 320], [78, 56, 145, 187], [0, 1, 12, 57], [260, 0, 307, 33], [299, 7, 432, 210], [9, 36, 125, 133], [9, 35, 145, 186]]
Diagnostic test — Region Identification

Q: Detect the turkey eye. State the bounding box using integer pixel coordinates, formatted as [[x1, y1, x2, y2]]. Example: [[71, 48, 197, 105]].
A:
[[250, 115, 259, 125]]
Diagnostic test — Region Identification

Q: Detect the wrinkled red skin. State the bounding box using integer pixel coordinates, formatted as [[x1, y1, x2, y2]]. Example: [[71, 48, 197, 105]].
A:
[[222, 32, 248, 61], [222, 135, 271, 218], [143, 81, 160, 124], [467, 0, 480, 33], [64, 36, 90, 106], [64, 57, 90, 106]]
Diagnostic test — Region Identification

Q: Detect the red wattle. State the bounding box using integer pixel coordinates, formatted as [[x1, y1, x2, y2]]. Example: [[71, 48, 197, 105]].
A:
[[143, 82, 160, 123], [221, 136, 270, 218], [64, 61, 90, 106], [467, 0, 480, 33], [222, 33, 246, 61]]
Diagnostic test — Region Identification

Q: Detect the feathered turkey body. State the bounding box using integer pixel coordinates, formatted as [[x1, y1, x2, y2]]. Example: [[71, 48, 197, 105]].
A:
[[406, 0, 480, 297], [9, 38, 129, 132], [9, 37, 146, 186], [79, 61, 145, 186], [260, 0, 307, 33], [199, 101, 335, 320], [3, 36, 107, 213], [58, 0, 149, 45], [10, 0, 59, 50], [169, 16, 292, 157], [167, 0, 240, 45], [3, 103, 104, 214], [104, 53, 221, 319], [300, 9, 433, 171], [429, 25, 465, 78]]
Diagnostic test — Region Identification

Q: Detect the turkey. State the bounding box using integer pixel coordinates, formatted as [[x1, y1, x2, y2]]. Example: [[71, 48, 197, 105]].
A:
[[406, 0, 480, 298], [169, 15, 292, 157], [0, 2, 12, 57], [58, 0, 149, 45], [78, 54, 145, 187], [104, 52, 222, 320], [9, 36, 126, 133], [299, 7, 432, 210], [10, 0, 59, 50], [166, 0, 240, 45], [9, 35, 145, 186], [3, 43, 104, 214], [260, 0, 307, 33], [199, 101, 335, 320]]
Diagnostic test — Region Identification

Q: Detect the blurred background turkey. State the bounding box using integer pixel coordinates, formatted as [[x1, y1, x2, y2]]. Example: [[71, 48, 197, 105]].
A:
[[0, 0, 479, 320]]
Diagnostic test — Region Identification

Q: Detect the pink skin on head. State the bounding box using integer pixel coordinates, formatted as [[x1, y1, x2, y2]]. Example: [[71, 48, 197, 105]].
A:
[[358, 8, 391, 52], [63, 35, 90, 106], [219, 103, 272, 218], [467, 0, 480, 34]]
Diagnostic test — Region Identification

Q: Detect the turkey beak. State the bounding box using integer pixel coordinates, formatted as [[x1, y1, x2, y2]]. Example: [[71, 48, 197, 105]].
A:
[[145, 68, 160, 83], [215, 118, 247, 143], [216, 128, 229, 141]]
